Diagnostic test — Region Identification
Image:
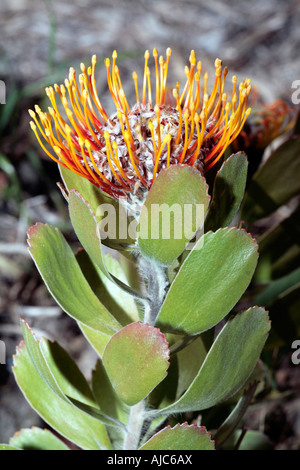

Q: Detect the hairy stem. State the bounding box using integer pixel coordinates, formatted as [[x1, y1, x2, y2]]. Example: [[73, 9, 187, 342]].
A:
[[122, 400, 146, 450], [121, 258, 168, 450], [141, 258, 168, 325]]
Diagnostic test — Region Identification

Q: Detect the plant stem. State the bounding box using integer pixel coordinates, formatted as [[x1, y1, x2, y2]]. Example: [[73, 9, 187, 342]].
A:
[[122, 258, 168, 450], [141, 259, 168, 325], [122, 259, 168, 449], [123, 400, 146, 450]]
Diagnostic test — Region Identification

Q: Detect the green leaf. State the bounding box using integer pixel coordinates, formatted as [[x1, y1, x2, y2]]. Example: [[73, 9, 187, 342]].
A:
[[102, 322, 170, 406], [21, 319, 66, 401], [39, 339, 97, 408], [256, 267, 300, 307], [175, 336, 207, 399], [59, 164, 109, 213], [156, 228, 258, 335], [152, 307, 270, 415], [9, 428, 69, 451], [13, 342, 112, 450], [75, 246, 142, 346], [241, 138, 300, 225], [76, 248, 139, 326], [148, 354, 178, 410], [76, 234, 142, 342], [138, 165, 210, 266], [27, 223, 121, 335], [20, 319, 124, 430], [272, 245, 300, 280], [68, 189, 112, 279], [79, 324, 111, 358], [205, 152, 248, 231], [258, 204, 300, 263], [92, 360, 129, 448], [59, 165, 134, 246], [68, 190, 144, 301], [96, 254, 141, 322], [92, 360, 129, 423], [139, 424, 215, 450]]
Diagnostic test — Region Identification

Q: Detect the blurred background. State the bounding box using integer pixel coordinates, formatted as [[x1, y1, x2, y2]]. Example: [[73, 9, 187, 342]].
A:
[[0, 0, 300, 449]]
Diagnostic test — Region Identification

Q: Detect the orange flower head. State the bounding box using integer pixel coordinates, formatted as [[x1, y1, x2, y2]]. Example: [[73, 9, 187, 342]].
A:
[[232, 97, 296, 151], [29, 48, 251, 201]]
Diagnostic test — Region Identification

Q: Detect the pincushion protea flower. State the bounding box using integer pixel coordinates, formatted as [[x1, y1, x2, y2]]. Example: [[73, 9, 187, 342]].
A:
[[29, 48, 251, 201], [232, 98, 296, 151]]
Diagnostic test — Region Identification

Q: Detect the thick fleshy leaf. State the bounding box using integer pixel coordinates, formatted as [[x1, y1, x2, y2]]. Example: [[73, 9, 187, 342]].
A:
[[79, 324, 111, 358], [9, 428, 69, 451], [175, 336, 207, 399], [76, 249, 139, 326], [59, 164, 111, 214], [256, 267, 300, 308], [27, 223, 121, 335], [228, 360, 266, 403], [138, 165, 210, 266], [156, 228, 258, 335], [21, 319, 66, 401], [102, 322, 170, 406], [68, 190, 144, 301], [205, 152, 248, 231], [12, 343, 112, 450], [92, 360, 129, 423], [20, 320, 123, 429], [139, 424, 215, 450], [241, 138, 300, 225], [92, 360, 129, 448], [39, 339, 97, 407], [76, 250, 140, 356], [152, 307, 270, 416], [96, 254, 141, 321], [68, 189, 107, 275], [59, 165, 134, 246], [148, 354, 178, 410]]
